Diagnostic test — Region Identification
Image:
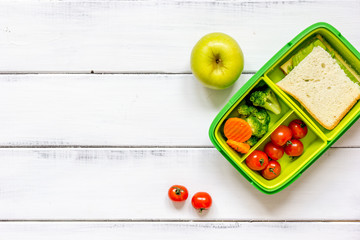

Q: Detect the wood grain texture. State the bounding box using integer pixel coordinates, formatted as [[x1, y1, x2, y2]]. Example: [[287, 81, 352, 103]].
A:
[[0, 148, 358, 220], [0, 73, 359, 147], [0, 222, 359, 240], [0, 0, 359, 72]]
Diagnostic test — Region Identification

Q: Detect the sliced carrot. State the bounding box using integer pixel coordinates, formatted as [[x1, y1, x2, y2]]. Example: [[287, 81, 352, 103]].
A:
[[224, 118, 252, 142], [226, 140, 250, 154]]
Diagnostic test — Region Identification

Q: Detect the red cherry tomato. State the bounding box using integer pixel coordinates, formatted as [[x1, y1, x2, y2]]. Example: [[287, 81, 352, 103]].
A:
[[246, 150, 269, 171], [191, 192, 212, 212], [288, 119, 308, 139], [261, 160, 281, 180], [284, 139, 304, 156], [264, 142, 284, 160], [168, 185, 189, 202], [271, 125, 293, 146]]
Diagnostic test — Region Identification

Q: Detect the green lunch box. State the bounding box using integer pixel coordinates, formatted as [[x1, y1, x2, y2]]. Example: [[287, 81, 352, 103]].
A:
[[209, 22, 360, 194]]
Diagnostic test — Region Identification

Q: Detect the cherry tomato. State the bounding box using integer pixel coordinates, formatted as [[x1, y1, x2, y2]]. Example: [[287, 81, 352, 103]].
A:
[[288, 119, 308, 139], [284, 139, 304, 156], [271, 125, 293, 146], [168, 185, 189, 202], [261, 160, 281, 180], [191, 192, 212, 212], [264, 142, 284, 160], [246, 150, 269, 171]]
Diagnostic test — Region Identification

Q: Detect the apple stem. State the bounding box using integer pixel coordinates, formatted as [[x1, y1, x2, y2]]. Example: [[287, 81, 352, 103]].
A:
[[216, 58, 221, 64]]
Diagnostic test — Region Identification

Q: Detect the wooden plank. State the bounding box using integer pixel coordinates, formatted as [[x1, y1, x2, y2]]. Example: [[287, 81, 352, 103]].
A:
[[0, 73, 358, 147], [0, 0, 359, 72], [0, 222, 359, 240], [0, 148, 358, 220]]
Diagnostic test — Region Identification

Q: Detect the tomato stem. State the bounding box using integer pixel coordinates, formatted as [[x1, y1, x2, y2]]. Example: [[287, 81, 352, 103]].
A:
[[269, 167, 277, 176], [260, 158, 264, 166], [173, 187, 184, 195]]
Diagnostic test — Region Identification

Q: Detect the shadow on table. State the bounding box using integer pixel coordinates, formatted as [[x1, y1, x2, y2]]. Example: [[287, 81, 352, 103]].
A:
[[170, 200, 186, 209], [188, 74, 249, 109], [202, 85, 236, 108], [221, 150, 331, 214]]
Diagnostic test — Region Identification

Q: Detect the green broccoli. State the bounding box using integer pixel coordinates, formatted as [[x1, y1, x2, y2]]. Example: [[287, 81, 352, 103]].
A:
[[259, 123, 268, 137], [245, 136, 259, 147], [249, 88, 282, 115], [234, 103, 271, 143], [237, 104, 258, 118], [239, 105, 270, 139], [245, 115, 264, 138], [253, 108, 270, 125]]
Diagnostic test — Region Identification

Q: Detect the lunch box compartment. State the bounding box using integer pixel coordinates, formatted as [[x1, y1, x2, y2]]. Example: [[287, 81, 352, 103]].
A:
[[264, 28, 360, 141], [214, 78, 292, 164], [242, 111, 327, 192]]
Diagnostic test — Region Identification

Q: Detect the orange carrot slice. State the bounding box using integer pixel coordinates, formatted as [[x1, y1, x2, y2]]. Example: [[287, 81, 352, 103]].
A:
[[224, 118, 252, 142], [227, 140, 250, 154]]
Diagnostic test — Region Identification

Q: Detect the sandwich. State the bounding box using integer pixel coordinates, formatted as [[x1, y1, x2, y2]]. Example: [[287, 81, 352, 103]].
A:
[[277, 44, 360, 130]]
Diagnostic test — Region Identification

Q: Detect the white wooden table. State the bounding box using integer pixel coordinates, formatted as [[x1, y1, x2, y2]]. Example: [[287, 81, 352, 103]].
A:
[[0, 1, 359, 239]]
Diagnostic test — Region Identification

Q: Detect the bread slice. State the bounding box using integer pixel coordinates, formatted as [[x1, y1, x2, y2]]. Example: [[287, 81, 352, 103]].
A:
[[280, 35, 360, 82], [277, 46, 360, 130]]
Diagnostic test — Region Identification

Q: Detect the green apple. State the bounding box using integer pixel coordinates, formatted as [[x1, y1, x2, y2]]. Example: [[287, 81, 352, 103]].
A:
[[191, 32, 244, 89]]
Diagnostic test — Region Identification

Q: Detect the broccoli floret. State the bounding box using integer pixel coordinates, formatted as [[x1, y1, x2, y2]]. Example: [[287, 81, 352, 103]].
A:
[[259, 123, 268, 137], [245, 115, 264, 138], [252, 108, 270, 125], [249, 88, 282, 115], [245, 136, 259, 147], [237, 104, 258, 118], [250, 108, 270, 138], [233, 101, 271, 141]]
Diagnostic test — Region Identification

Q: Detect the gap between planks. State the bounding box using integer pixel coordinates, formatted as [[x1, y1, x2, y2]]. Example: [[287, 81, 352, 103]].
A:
[[0, 145, 357, 149], [0, 71, 257, 75], [0, 220, 358, 223]]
